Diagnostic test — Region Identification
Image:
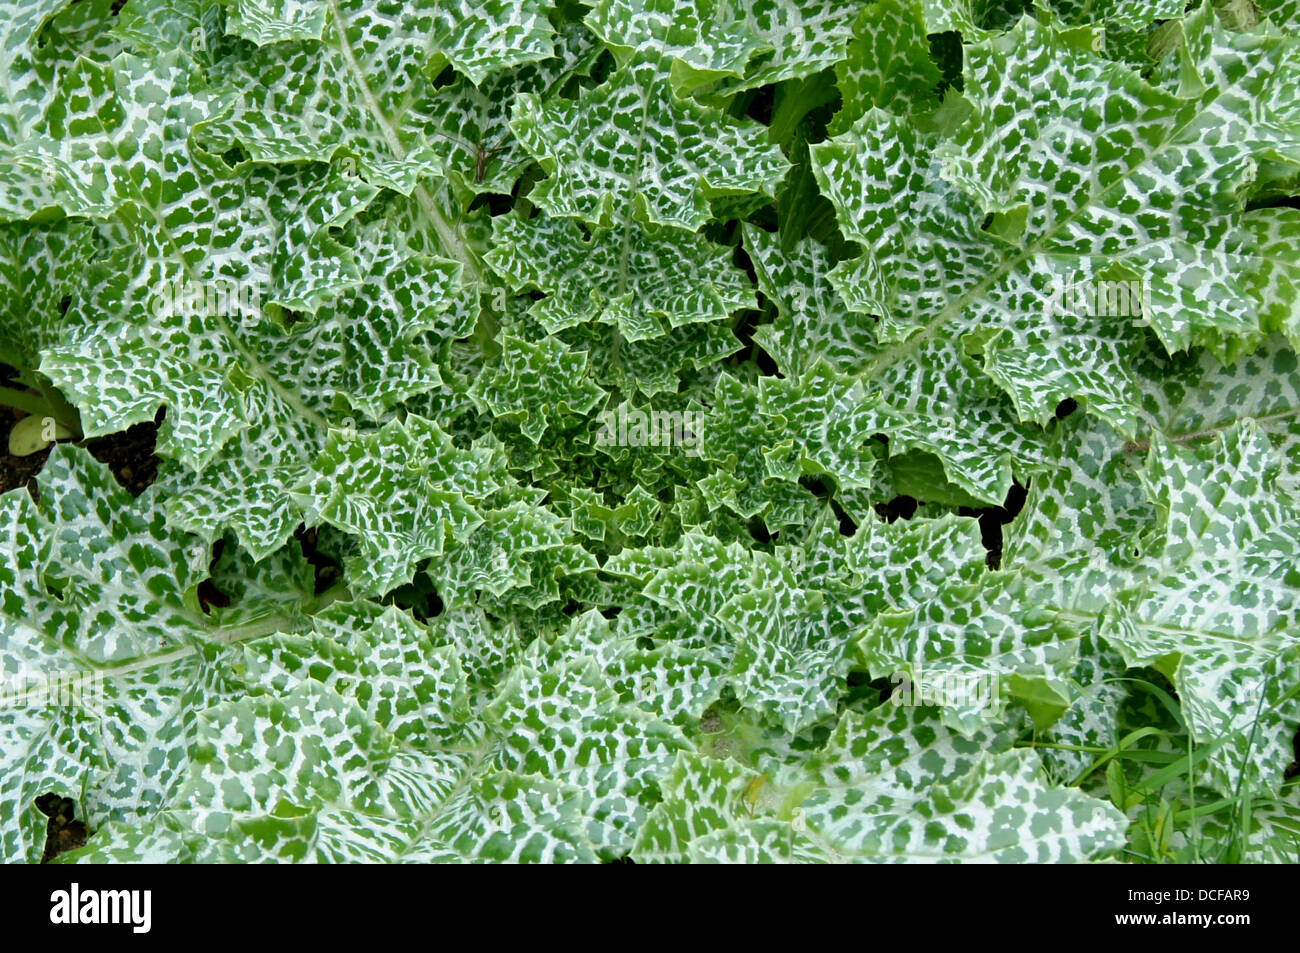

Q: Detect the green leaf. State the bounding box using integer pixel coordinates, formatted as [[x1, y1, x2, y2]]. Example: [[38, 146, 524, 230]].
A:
[[469, 334, 607, 443], [5, 0, 1298, 866], [293, 416, 495, 596], [830, 0, 943, 132], [635, 706, 1125, 862], [511, 57, 788, 230], [488, 211, 755, 342], [0, 447, 262, 863], [586, 0, 862, 96]]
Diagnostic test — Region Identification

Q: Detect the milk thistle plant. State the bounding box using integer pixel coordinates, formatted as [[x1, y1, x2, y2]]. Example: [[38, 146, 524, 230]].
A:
[[0, 0, 1297, 863]]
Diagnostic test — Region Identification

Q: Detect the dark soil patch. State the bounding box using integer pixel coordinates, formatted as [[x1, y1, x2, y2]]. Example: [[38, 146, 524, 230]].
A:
[[83, 413, 163, 497], [0, 415, 52, 495], [197, 538, 234, 614], [875, 494, 919, 523], [0, 365, 53, 494], [0, 375, 162, 500], [36, 793, 88, 863], [1055, 397, 1078, 419], [959, 479, 1029, 570], [296, 525, 345, 595]]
